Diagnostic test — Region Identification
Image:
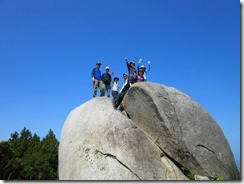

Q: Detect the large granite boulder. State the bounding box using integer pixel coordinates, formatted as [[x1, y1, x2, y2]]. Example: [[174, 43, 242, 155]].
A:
[[59, 96, 187, 180], [122, 82, 239, 180], [59, 82, 239, 180]]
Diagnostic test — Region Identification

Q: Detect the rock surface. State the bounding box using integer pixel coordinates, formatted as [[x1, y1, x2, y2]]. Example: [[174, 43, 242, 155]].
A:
[[122, 82, 239, 180], [59, 96, 187, 180], [59, 82, 239, 180]]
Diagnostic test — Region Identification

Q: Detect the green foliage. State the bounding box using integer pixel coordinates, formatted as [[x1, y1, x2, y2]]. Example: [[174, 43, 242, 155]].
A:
[[209, 173, 224, 180], [39, 130, 59, 179], [0, 141, 15, 179], [180, 166, 225, 181], [180, 166, 195, 180], [0, 127, 59, 180]]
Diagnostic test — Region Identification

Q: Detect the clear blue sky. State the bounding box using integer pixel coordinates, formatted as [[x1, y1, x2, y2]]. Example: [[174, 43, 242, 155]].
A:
[[0, 0, 240, 169]]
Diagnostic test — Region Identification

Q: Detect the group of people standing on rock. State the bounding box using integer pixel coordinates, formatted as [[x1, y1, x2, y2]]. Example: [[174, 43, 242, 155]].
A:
[[91, 57, 151, 109]]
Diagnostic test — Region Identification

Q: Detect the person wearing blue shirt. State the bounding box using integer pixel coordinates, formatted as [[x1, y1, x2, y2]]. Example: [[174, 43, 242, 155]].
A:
[[137, 59, 151, 81], [91, 62, 105, 97]]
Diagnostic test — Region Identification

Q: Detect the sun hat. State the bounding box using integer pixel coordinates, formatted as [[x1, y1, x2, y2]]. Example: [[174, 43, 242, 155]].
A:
[[105, 66, 109, 70]]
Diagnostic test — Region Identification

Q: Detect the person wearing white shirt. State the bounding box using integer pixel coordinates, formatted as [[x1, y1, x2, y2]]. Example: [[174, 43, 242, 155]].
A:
[[114, 73, 134, 110], [119, 73, 128, 93], [112, 77, 119, 99]]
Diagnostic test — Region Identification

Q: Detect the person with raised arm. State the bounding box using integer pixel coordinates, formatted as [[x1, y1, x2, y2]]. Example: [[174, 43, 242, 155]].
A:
[[137, 59, 151, 81], [125, 57, 137, 84]]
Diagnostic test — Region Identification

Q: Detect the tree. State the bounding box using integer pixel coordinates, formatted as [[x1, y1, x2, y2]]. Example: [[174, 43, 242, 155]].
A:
[[0, 140, 14, 179], [0, 127, 59, 180], [39, 129, 59, 180]]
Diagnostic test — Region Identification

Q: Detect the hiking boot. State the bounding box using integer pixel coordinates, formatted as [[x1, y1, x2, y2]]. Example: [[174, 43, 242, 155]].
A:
[[112, 99, 116, 109]]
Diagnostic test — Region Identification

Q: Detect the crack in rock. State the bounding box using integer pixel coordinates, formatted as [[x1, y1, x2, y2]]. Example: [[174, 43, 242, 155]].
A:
[[196, 144, 215, 154], [155, 143, 191, 179], [96, 150, 141, 180], [160, 153, 179, 178]]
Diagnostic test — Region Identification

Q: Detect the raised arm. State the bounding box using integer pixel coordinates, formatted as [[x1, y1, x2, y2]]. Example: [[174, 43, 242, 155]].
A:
[[137, 59, 142, 70], [125, 57, 130, 70], [146, 61, 151, 73]]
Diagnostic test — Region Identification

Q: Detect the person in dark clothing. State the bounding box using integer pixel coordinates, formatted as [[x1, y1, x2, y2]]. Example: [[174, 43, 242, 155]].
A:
[[91, 62, 105, 97], [125, 57, 137, 84], [102, 66, 112, 98]]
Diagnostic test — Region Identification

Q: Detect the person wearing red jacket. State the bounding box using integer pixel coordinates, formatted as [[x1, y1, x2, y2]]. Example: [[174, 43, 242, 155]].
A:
[[125, 57, 137, 84]]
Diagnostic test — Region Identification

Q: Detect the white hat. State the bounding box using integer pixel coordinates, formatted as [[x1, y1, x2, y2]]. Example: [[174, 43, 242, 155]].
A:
[[105, 66, 109, 70]]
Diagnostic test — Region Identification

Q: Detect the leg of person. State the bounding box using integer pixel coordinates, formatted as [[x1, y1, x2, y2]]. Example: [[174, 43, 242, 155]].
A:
[[114, 93, 121, 108], [128, 75, 133, 84], [118, 105, 124, 111], [115, 90, 127, 108], [93, 80, 99, 97], [105, 84, 109, 97], [112, 91, 118, 109], [99, 81, 105, 97], [112, 90, 117, 99], [107, 85, 111, 98]]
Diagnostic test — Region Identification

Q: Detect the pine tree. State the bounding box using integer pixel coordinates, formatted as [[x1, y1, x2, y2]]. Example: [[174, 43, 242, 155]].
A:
[[39, 129, 59, 179], [0, 140, 14, 179], [0, 127, 59, 180]]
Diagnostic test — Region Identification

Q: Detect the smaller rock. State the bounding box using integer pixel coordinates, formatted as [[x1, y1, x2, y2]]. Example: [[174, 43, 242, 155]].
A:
[[194, 175, 209, 180]]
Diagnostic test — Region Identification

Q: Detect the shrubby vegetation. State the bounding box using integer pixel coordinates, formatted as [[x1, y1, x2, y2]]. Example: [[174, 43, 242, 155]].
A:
[[0, 127, 59, 180], [180, 166, 224, 180]]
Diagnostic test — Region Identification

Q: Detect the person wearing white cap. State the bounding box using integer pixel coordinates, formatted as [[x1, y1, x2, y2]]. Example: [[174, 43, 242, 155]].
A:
[[101, 66, 113, 98], [137, 59, 151, 81]]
